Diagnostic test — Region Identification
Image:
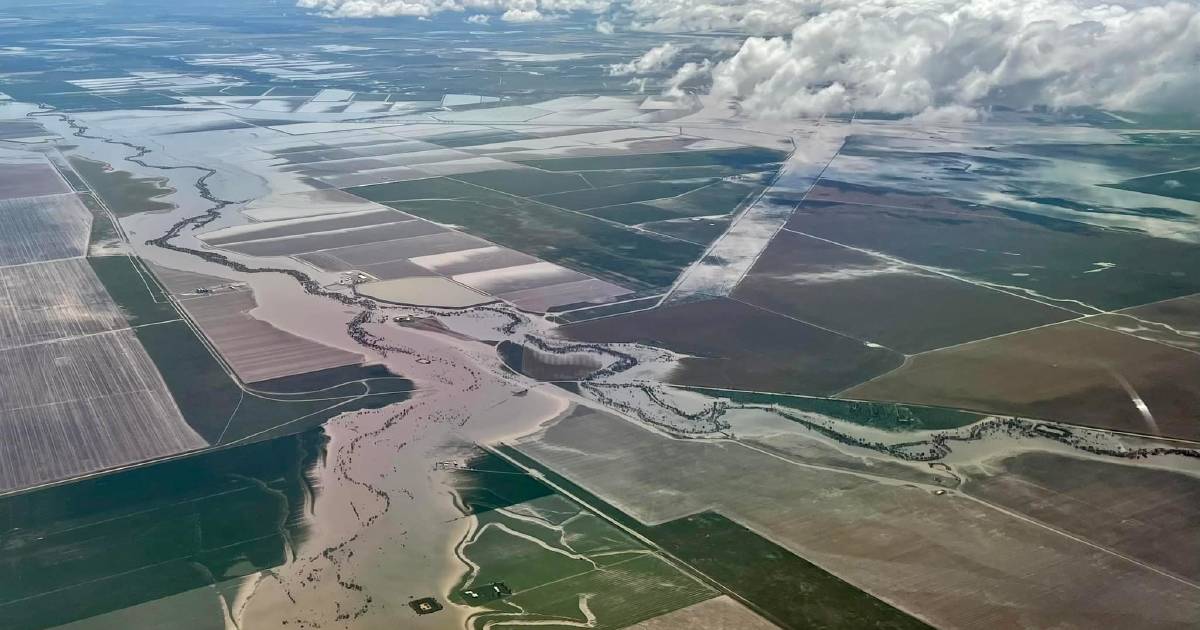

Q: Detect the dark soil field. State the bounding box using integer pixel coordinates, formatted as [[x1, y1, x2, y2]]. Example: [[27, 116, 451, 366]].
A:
[[789, 182, 1200, 311], [561, 297, 903, 395], [963, 452, 1200, 582], [845, 321, 1200, 440], [733, 230, 1074, 353]]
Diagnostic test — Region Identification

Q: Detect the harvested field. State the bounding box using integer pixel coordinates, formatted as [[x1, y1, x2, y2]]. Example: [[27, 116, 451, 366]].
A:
[[563, 297, 903, 395], [409, 246, 537, 276], [787, 188, 1200, 311], [219, 219, 445, 257], [0, 194, 91, 265], [0, 121, 50, 140], [241, 189, 389, 222], [733, 230, 1074, 353], [179, 288, 363, 383], [513, 407, 1200, 630], [0, 162, 70, 200], [962, 452, 1200, 582], [0, 330, 205, 494], [295, 251, 355, 272], [497, 278, 631, 312], [356, 277, 491, 307], [626, 596, 776, 630], [0, 258, 129, 348], [201, 208, 410, 245], [453, 261, 588, 294], [845, 321, 1200, 440], [324, 231, 487, 267], [358, 258, 436, 280]]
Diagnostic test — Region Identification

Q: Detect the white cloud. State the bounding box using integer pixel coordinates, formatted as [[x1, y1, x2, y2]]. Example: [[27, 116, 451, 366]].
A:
[[502, 8, 545, 22], [665, 58, 711, 98], [694, 0, 1200, 118], [296, 0, 610, 19], [609, 41, 682, 76], [466, 13, 491, 24], [596, 19, 615, 34]]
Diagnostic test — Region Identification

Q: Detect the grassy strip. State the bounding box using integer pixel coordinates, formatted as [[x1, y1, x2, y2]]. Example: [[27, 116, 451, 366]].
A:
[[495, 445, 932, 630], [688, 387, 982, 432]]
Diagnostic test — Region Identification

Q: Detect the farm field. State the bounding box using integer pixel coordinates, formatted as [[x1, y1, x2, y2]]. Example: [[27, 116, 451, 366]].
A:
[[0, 194, 91, 265], [0, 257, 130, 348], [67, 157, 173, 216], [0, 429, 324, 630], [844, 320, 1200, 440], [625, 596, 778, 630], [2, 9, 1199, 628], [733, 230, 1074, 353], [563, 297, 903, 395], [0, 330, 205, 494], [177, 288, 364, 383], [960, 451, 1200, 582], [151, 264, 366, 383], [509, 406, 1200, 629], [497, 440, 931, 629], [1088, 293, 1200, 351], [446, 449, 719, 629], [789, 183, 1200, 312], [0, 158, 71, 200]]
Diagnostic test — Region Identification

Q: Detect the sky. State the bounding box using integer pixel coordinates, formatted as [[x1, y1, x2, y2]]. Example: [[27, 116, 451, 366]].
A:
[[296, 0, 1200, 119]]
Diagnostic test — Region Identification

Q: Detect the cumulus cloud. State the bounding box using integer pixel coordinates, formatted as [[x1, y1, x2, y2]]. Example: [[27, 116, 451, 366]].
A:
[[609, 42, 682, 76], [502, 7, 545, 21], [673, 0, 1200, 118], [596, 19, 615, 34], [466, 13, 491, 24], [297, 0, 609, 19], [665, 58, 712, 98]]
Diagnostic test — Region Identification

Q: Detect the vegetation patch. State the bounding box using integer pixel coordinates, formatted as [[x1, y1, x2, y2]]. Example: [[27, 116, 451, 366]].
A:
[[68, 156, 174, 216], [688, 387, 983, 431]]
